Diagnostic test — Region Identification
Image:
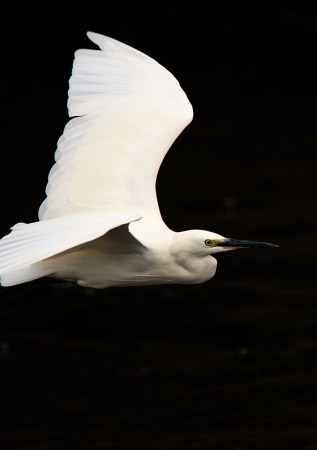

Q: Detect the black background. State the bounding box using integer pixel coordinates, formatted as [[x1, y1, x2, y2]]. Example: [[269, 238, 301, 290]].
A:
[[0, 2, 317, 449]]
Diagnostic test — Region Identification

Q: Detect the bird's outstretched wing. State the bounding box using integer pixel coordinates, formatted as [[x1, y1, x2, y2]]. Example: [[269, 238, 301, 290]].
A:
[[39, 32, 193, 221], [0, 211, 141, 286]]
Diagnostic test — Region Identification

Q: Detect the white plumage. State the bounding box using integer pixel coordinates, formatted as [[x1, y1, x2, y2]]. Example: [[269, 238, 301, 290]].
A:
[[0, 32, 276, 288], [39, 32, 193, 222]]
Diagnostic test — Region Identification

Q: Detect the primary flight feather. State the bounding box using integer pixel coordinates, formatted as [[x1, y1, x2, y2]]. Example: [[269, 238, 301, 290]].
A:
[[0, 32, 276, 288]]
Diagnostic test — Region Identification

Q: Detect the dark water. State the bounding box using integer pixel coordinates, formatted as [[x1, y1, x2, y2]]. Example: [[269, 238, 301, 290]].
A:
[[1, 4, 317, 449]]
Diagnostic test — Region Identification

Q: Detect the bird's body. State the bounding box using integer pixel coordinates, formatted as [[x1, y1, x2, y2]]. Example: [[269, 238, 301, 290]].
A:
[[41, 227, 217, 289], [0, 32, 276, 289]]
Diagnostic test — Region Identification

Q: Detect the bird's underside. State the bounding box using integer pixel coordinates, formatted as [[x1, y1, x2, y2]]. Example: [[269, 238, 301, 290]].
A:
[[45, 224, 156, 289], [32, 224, 216, 289]]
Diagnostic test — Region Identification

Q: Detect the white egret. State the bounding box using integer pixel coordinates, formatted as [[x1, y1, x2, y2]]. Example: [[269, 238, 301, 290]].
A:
[[0, 32, 277, 289]]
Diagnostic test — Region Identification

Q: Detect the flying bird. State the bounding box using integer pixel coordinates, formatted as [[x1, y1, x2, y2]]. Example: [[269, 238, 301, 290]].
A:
[[0, 32, 277, 289]]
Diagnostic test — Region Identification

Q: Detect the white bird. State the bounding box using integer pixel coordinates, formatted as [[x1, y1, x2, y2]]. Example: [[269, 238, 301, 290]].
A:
[[0, 32, 277, 289]]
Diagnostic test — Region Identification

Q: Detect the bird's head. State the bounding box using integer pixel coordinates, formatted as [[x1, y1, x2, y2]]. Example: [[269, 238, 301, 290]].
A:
[[171, 230, 278, 257]]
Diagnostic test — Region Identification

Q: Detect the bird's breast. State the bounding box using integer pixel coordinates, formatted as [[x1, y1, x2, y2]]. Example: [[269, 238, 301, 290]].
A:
[[171, 254, 218, 285]]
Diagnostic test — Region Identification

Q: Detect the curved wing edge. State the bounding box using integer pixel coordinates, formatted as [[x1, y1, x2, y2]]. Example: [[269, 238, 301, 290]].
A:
[[0, 211, 141, 286]]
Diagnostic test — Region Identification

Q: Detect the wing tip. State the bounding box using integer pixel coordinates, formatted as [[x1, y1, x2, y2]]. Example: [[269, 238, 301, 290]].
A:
[[85, 31, 151, 62], [86, 31, 105, 49], [86, 31, 117, 52]]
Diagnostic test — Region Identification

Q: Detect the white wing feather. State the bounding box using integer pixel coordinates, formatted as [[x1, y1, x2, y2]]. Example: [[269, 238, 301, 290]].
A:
[[38, 32, 193, 221], [0, 33, 192, 287], [0, 211, 140, 286]]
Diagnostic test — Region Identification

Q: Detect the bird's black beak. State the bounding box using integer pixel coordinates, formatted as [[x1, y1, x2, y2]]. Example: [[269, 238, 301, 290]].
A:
[[219, 238, 278, 248]]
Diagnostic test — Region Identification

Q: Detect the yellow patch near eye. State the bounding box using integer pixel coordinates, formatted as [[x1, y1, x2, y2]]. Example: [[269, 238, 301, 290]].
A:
[[205, 238, 226, 247]]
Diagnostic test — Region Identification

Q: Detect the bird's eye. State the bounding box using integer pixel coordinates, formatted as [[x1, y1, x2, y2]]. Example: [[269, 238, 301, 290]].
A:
[[205, 239, 214, 247]]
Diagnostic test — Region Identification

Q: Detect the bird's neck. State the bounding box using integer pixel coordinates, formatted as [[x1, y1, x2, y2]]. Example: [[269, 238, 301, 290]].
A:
[[128, 215, 173, 249], [172, 250, 218, 284]]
